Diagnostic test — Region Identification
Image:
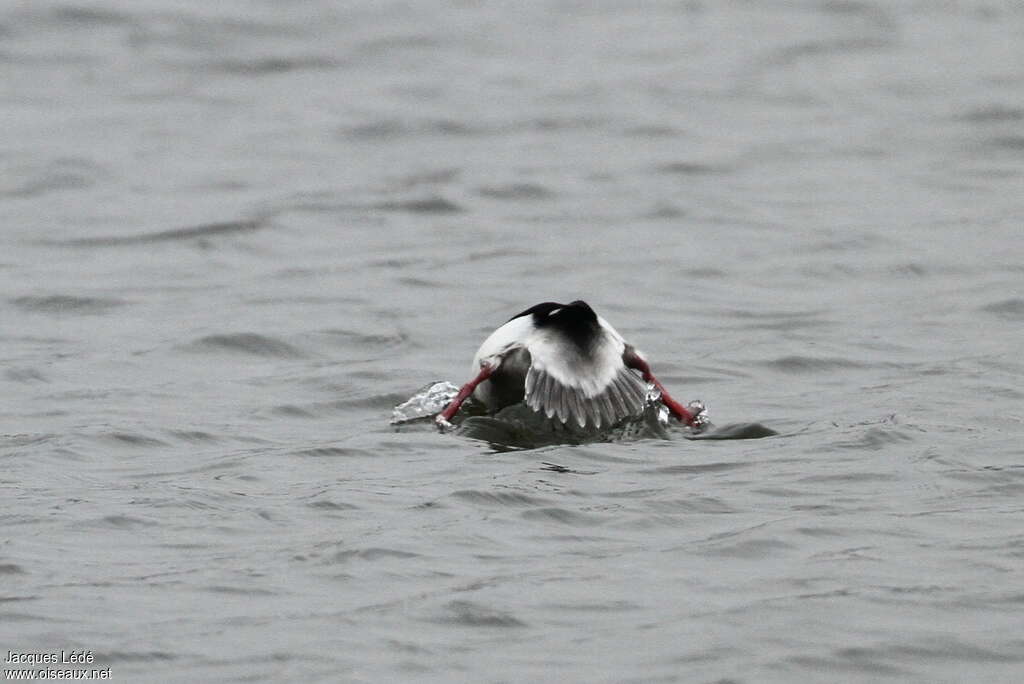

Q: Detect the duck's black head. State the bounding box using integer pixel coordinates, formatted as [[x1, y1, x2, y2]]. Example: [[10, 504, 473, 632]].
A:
[[509, 300, 600, 351]]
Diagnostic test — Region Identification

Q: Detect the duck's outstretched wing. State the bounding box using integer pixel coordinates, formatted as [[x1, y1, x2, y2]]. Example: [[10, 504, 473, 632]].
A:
[[525, 363, 647, 428]]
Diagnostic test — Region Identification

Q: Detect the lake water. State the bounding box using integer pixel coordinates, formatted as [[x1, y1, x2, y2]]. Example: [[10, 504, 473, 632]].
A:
[[2, 1, 1023, 682]]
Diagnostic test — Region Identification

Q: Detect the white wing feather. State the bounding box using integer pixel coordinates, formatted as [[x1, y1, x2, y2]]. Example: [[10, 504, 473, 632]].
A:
[[467, 311, 647, 428], [471, 315, 535, 370], [523, 318, 646, 428]]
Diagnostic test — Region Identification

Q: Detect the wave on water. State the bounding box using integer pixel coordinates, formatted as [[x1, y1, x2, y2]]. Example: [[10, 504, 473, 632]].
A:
[[477, 183, 553, 200], [11, 294, 126, 314], [48, 219, 266, 247], [758, 355, 872, 373], [981, 298, 1024, 320], [197, 55, 337, 75], [433, 600, 527, 628], [184, 332, 305, 358], [372, 196, 463, 213], [0, 158, 106, 198]]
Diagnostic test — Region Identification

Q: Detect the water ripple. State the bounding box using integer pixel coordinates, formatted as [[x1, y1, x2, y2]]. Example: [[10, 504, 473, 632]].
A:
[[11, 295, 126, 314], [450, 489, 553, 507], [307, 499, 360, 512], [477, 183, 554, 200], [5, 367, 48, 383], [185, 333, 305, 358], [648, 461, 750, 475], [759, 355, 872, 373], [332, 548, 421, 563], [90, 651, 178, 664], [521, 507, 607, 526], [291, 447, 377, 458], [700, 537, 796, 558], [52, 219, 266, 247], [198, 55, 337, 75], [655, 161, 731, 176], [981, 298, 1024, 320], [373, 196, 463, 214], [957, 105, 1024, 123], [433, 600, 527, 628], [824, 427, 914, 451]]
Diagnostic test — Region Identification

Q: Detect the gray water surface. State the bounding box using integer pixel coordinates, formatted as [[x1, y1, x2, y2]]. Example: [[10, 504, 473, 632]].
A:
[[3, 1, 1024, 682]]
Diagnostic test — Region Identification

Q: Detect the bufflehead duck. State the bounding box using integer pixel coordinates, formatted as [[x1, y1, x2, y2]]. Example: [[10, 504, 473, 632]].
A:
[[436, 300, 698, 429]]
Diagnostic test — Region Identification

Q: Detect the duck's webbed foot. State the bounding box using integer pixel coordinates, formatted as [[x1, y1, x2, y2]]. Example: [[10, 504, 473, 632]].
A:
[[435, 361, 497, 428]]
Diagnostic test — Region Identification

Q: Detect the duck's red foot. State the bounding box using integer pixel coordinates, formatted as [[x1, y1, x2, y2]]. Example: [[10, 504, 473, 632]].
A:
[[622, 347, 698, 426], [435, 362, 495, 427]]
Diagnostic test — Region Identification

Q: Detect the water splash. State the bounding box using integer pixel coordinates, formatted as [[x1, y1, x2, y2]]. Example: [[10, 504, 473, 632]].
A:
[[390, 381, 460, 424]]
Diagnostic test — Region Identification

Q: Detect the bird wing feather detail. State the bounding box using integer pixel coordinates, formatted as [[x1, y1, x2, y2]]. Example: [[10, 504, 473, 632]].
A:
[[525, 364, 647, 428]]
